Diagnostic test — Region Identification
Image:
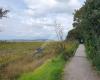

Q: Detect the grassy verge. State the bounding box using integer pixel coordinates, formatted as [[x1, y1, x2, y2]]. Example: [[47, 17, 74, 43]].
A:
[[18, 54, 66, 80], [18, 41, 78, 80]]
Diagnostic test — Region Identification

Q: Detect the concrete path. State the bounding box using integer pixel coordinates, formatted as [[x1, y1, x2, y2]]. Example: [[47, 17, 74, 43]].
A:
[[64, 44, 100, 80]]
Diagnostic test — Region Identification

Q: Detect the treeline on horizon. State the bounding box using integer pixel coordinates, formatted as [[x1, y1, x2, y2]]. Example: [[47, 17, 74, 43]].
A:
[[67, 0, 100, 70]]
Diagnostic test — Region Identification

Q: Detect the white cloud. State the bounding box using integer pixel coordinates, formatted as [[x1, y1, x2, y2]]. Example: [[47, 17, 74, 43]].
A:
[[0, 0, 85, 40], [25, 0, 57, 9], [24, 0, 82, 17]]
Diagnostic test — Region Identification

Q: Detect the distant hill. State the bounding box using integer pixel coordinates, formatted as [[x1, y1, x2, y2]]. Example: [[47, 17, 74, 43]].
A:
[[0, 39, 54, 42]]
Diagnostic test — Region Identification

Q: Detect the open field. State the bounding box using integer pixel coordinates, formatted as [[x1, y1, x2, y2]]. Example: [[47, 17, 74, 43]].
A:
[[18, 41, 78, 80], [0, 41, 78, 80], [0, 41, 57, 80], [0, 42, 44, 65]]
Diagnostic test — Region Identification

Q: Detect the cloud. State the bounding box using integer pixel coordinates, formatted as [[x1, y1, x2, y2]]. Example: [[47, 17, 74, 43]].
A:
[[0, 0, 85, 40], [24, 0, 82, 17]]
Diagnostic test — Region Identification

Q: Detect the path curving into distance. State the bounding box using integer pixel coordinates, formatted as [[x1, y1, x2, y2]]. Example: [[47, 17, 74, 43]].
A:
[[64, 44, 100, 80]]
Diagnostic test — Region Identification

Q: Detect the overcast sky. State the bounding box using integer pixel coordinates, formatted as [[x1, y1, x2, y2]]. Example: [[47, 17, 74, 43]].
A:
[[0, 0, 85, 40]]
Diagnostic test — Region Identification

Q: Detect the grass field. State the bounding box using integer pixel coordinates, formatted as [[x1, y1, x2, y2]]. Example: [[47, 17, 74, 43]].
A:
[[18, 41, 78, 80], [0, 41, 78, 80], [0, 42, 44, 64], [0, 41, 57, 80]]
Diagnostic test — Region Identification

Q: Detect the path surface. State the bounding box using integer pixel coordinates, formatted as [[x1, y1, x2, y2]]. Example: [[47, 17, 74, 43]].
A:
[[64, 44, 100, 80]]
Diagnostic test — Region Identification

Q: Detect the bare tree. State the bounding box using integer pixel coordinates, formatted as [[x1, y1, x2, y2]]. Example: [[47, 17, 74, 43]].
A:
[[54, 21, 66, 53]]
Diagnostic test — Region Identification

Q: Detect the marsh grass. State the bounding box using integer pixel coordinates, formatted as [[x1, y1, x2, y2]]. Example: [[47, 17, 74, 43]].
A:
[[18, 54, 66, 80], [0, 41, 62, 80], [18, 41, 78, 80], [0, 41, 78, 80]]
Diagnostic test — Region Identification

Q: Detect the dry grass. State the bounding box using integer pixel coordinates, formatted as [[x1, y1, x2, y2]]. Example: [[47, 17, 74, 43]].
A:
[[18, 41, 78, 80], [0, 41, 59, 80]]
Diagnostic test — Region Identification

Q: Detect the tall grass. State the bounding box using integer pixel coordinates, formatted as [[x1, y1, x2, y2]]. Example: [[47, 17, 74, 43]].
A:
[[0, 42, 44, 65], [0, 41, 65, 80], [0, 41, 78, 80], [18, 54, 66, 80], [18, 41, 78, 80], [0, 42, 45, 80]]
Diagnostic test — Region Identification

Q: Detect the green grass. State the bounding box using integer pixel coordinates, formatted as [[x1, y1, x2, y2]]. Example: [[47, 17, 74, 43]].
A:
[[18, 41, 78, 80], [0, 42, 46, 80], [18, 54, 66, 80], [0, 41, 78, 80]]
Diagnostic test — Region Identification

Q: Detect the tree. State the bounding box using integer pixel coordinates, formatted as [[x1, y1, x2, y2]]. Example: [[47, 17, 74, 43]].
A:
[[54, 21, 68, 59], [0, 8, 9, 19], [69, 0, 100, 69], [0, 8, 9, 32]]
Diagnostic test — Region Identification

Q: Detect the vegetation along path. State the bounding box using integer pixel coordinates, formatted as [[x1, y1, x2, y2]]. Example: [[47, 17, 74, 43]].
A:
[[64, 44, 100, 80]]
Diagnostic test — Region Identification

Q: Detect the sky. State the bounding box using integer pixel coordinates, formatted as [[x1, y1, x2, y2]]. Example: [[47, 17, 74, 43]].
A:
[[0, 0, 85, 40]]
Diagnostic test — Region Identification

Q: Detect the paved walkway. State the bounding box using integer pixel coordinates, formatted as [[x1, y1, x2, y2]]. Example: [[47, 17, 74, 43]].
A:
[[64, 44, 100, 80]]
